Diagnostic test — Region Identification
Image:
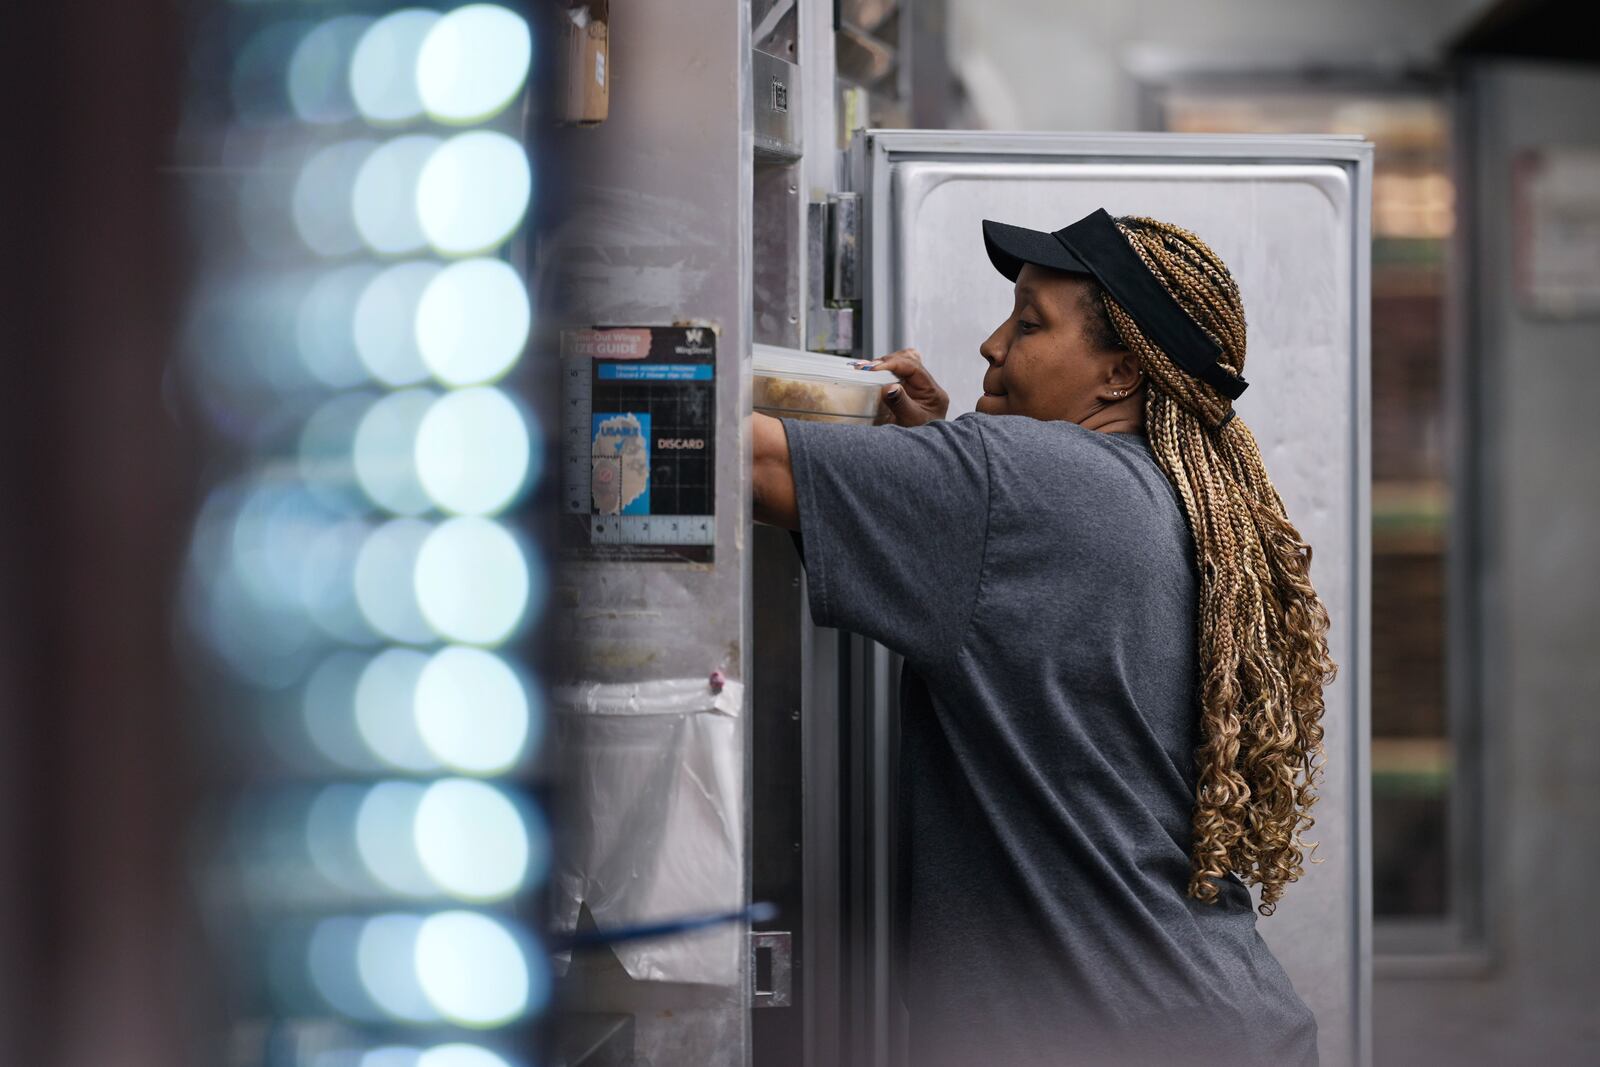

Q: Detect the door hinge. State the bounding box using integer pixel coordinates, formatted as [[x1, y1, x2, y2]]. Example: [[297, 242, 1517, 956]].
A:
[[807, 193, 860, 355]]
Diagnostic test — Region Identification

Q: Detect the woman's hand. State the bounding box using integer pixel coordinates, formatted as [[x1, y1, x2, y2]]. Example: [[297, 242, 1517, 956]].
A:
[[854, 348, 949, 427]]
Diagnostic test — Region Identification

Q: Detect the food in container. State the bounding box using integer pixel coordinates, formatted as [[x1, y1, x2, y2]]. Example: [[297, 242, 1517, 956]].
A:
[[752, 344, 898, 423]]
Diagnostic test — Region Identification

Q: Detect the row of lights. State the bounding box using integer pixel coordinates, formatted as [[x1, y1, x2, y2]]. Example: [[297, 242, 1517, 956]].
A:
[[193, 495, 539, 686], [188, 6, 547, 1067], [304, 646, 537, 776], [234, 776, 544, 903], [284, 909, 540, 1027], [304, 1046, 518, 1067], [292, 129, 531, 257], [256, 5, 532, 129], [189, 248, 531, 405]]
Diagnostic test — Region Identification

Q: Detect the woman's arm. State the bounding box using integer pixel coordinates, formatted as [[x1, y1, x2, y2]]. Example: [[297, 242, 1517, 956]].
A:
[[750, 411, 799, 530], [752, 350, 948, 530]]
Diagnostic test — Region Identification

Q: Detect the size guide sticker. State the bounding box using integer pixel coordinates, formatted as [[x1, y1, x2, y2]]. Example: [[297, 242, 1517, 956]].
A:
[[560, 326, 716, 563]]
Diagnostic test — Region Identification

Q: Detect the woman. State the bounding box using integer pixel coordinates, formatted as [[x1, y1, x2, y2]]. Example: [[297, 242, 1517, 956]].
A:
[[750, 208, 1336, 1066]]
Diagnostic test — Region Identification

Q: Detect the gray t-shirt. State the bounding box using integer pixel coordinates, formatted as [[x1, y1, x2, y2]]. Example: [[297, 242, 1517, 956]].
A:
[[782, 411, 1319, 1067]]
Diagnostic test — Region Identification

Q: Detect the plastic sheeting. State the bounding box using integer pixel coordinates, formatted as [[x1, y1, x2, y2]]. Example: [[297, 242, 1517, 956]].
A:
[[550, 676, 745, 985]]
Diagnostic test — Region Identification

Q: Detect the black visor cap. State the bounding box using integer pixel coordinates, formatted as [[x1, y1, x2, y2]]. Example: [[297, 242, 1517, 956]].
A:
[[982, 219, 1091, 281], [979, 208, 1248, 401]]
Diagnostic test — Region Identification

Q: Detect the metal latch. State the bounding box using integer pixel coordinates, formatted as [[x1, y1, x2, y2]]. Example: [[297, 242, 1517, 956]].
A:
[[749, 930, 793, 1007]]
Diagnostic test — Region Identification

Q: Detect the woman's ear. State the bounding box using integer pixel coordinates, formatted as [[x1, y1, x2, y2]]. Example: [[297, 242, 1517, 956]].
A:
[[1106, 350, 1143, 394]]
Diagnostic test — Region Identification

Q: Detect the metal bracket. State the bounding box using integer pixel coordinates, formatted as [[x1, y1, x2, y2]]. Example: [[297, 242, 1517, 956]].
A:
[[749, 930, 793, 1008], [753, 50, 802, 161]]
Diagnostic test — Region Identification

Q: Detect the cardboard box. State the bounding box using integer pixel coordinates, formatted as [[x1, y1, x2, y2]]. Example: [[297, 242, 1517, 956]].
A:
[[559, 1, 609, 125]]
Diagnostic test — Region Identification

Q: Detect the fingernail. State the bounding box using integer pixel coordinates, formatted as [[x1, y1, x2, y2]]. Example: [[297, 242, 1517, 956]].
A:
[[886, 387, 901, 400]]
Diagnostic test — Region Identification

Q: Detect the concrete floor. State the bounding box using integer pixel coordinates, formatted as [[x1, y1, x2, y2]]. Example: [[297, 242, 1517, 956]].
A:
[[1374, 975, 1600, 1066]]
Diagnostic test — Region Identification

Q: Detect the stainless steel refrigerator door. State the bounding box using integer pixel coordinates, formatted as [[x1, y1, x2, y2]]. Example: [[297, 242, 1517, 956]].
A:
[[851, 129, 1372, 1067]]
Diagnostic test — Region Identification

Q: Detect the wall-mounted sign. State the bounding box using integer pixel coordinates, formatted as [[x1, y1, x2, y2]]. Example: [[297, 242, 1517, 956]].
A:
[[560, 326, 716, 563], [1513, 147, 1600, 318]]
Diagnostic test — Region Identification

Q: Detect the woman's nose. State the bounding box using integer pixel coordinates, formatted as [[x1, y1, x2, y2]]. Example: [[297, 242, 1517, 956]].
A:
[[979, 322, 1007, 366]]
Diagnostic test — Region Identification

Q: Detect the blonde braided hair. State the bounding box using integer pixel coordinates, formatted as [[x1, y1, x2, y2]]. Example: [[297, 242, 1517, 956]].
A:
[[1095, 215, 1339, 916]]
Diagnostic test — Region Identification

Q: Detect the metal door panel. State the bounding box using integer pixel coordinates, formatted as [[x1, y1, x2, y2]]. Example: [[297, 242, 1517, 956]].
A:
[[853, 129, 1372, 1067]]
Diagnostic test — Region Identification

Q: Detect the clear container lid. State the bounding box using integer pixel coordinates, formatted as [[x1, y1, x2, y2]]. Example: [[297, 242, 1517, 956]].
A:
[[752, 344, 897, 386]]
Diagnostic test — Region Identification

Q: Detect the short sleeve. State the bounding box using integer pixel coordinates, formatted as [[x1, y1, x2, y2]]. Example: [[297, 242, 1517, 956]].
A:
[[781, 413, 991, 674]]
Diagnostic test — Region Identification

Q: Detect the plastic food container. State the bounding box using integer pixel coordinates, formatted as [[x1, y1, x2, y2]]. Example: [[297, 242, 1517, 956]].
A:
[[752, 344, 897, 424]]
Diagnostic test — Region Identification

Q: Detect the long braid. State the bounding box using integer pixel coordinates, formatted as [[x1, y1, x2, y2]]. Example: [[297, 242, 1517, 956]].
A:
[[1097, 216, 1338, 916]]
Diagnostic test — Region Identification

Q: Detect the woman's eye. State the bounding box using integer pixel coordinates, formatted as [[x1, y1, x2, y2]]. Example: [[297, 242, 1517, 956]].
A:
[[1017, 319, 1039, 333]]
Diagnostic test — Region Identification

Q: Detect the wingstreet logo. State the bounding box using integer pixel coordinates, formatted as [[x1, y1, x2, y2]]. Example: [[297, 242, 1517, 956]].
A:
[[674, 327, 714, 356]]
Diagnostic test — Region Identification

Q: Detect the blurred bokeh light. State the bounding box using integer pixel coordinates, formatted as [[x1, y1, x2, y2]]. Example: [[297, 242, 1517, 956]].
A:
[[175, 5, 548, 1065]]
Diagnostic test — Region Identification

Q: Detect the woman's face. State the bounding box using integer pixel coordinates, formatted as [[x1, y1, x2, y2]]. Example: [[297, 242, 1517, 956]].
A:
[[975, 262, 1142, 423]]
